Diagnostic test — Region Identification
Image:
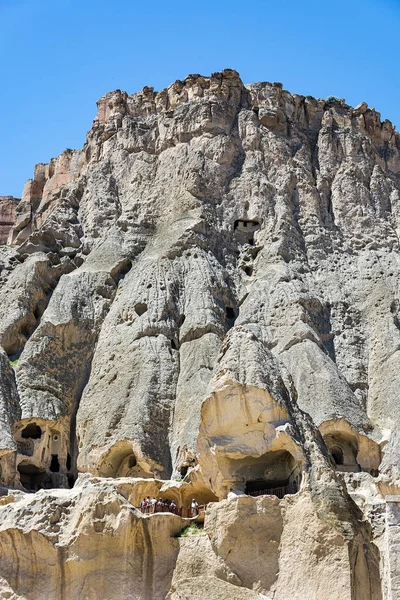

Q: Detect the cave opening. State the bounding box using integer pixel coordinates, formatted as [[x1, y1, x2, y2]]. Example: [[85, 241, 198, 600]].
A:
[[66, 453, 72, 470], [21, 424, 42, 439], [18, 463, 47, 492], [231, 449, 301, 499], [225, 306, 236, 330], [245, 478, 297, 497], [135, 303, 148, 316], [67, 474, 76, 488], [234, 219, 261, 245], [98, 445, 151, 478], [113, 258, 132, 284], [180, 465, 189, 478], [225, 307, 235, 319], [128, 455, 137, 468], [324, 432, 360, 473], [50, 455, 60, 473], [331, 445, 344, 466]]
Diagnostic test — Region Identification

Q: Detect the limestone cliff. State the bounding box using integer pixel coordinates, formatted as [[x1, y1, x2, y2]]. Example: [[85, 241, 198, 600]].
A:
[[0, 69, 400, 599]]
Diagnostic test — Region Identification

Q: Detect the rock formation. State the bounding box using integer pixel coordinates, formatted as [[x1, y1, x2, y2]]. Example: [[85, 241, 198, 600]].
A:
[[0, 196, 19, 245], [0, 68, 400, 598]]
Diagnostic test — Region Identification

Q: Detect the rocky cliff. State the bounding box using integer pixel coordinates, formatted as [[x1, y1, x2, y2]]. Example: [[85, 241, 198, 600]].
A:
[[0, 69, 400, 599]]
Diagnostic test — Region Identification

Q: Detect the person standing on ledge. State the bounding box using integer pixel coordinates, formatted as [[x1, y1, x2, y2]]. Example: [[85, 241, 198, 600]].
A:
[[191, 498, 198, 517]]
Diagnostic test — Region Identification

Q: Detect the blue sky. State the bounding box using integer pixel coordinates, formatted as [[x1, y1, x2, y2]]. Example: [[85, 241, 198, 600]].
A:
[[1, 0, 399, 197]]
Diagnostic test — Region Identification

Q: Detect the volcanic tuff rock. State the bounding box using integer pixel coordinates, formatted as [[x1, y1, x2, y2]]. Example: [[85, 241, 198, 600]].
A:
[[0, 68, 400, 598], [0, 196, 19, 245]]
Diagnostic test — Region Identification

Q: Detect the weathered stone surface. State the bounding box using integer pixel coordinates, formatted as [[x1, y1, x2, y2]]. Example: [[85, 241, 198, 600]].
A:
[[0, 196, 19, 245], [167, 577, 262, 600], [0, 349, 19, 456], [0, 68, 399, 598], [0, 252, 73, 358], [0, 478, 185, 600]]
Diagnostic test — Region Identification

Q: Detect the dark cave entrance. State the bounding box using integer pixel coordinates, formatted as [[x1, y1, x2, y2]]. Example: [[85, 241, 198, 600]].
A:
[[18, 463, 47, 492], [324, 432, 360, 473], [331, 445, 344, 466], [245, 478, 298, 498], [180, 465, 189, 478], [128, 455, 137, 469], [50, 455, 60, 472], [225, 306, 237, 330], [230, 449, 302, 499], [21, 423, 42, 439], [135, 303, 148, 316]]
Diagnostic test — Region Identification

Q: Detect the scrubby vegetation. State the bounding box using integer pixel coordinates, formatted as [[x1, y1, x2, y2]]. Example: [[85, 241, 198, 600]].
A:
[[179, 522, 203, 537]]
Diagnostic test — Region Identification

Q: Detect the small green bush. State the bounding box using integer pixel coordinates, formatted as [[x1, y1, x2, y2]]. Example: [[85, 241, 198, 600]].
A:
[[325, 96, 342, 108], [10, 358, 19, 368], [179, 522, 203, 537]]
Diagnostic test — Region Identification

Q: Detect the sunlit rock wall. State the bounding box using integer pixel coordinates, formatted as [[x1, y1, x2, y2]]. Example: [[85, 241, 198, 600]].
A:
[[0, 69, 399, 599]]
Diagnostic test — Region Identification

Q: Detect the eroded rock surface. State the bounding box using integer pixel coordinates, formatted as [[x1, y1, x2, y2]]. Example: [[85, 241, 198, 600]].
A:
[[0, 196, 19, 245], [0, 69, 399, 598]]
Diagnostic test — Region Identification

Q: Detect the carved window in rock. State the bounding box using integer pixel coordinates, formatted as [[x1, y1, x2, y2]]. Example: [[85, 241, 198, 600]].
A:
[[50, 455, 60, 473], [234, 219, 261, 245], [21, 423, 42, 439]]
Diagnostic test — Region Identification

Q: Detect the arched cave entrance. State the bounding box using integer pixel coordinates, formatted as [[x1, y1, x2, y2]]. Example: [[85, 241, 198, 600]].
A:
[[98, 444, 153, 479], [18, 463, 48, 492], [324, 432, 360, 473], [319, 420, 381, 475], [230, 449, 302, 498]]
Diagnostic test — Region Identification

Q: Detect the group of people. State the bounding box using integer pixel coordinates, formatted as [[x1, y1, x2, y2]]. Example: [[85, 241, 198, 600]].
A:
[[139, 496, 199, 517]]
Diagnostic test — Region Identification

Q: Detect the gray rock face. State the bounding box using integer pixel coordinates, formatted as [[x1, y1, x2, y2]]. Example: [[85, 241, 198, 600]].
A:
[[0, 69, 399, 598], [0, 349, 20, 455]]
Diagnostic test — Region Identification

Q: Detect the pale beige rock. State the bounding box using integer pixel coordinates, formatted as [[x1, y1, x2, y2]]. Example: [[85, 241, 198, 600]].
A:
[[167, 577, 262, 600], [0, 478, 186, 600], [0, 196, 19, 245]]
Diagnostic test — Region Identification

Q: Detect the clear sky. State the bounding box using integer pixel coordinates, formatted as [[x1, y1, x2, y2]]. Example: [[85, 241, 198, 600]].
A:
[[0, 0, 399, 197]]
